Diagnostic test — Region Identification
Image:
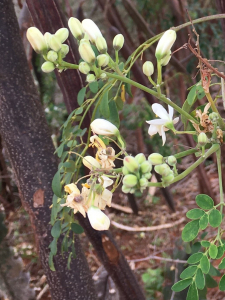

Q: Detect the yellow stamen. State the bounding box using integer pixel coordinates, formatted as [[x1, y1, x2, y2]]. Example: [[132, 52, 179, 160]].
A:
[[121, 84, 126, 102]]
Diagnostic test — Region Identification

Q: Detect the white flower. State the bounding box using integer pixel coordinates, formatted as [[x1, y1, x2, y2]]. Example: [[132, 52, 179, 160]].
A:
[[91, 119, 119, 136], [87, 206, 110, 231], [146, 103, 179, 145], [155, 30, 176, 60], [82, 19, 103, 43]]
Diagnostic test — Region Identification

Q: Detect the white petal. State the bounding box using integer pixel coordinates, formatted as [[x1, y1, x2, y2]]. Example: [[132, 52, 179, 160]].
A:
[[101, 189, 112, 206], [152, 103, 169, 120], [148, 125, 159, 136], [168, 105, 174, 119], [161, 127, 166, 145], [146, 119, 167, 125], [87, 206, 110, 231], [99, 176, 113, 188], [173, 117, 179, 125]]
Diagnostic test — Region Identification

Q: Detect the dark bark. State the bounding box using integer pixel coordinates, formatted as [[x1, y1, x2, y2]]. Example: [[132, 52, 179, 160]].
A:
[[0, 1, 97, 300], [25, 1, 146, 299]]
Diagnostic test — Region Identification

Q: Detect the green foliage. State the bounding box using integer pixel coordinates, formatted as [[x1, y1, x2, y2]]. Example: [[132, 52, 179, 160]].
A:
[[142, 268, 164, 299]]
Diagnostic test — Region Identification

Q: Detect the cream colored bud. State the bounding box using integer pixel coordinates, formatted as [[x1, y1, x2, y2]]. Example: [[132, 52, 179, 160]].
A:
[[47, 50, 58, 62], [49, 35, 62, 52], [155, 30, 176, 60], [140, 161, 152, 174], [123, 174, 138, 188], [91, 119, 119, 136], [79, 62, 91, 74], [86, 74, 96, 83], [167, 155, 177, 166], [96, 36, 107, 53], [87, 206, 110, 231], [27, 27, 47, 54], [41, 62, 55, 73], [44, 32, 52, 48], [100, 73, 107, 80], [55, 28, 69, 43], [135, 153, 146, 164], [82, 19, 103, 43], [97, 54, 109, 67], [198, 132, 208, 146], [61, 44, 69, 57], [83, 156, 101, 170], [79, 42, 96, 64], [155, 164, 171, 177], [142, 61, 154, 77], [148, 153, 164, 165], [68, 17, 84, 40], [161, 50, 171, 66], [113, 34, 124, 51]]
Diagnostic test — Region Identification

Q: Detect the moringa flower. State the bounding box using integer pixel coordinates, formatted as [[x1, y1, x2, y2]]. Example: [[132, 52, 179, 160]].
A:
[[146, 103, 179, 145], [87, 206, 110, 231]]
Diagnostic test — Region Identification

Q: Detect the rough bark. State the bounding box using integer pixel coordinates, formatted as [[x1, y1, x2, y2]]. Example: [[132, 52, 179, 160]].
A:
[[0, 1, 97, 299]]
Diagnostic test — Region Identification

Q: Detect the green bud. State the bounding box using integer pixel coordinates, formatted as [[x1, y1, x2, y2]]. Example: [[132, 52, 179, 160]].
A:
[[44, 32, 52, 48], [79, 62, 91, 74], [123, 156, 139, 173], [123, 174, 138, 187], [160, 50, 171, 66], [97, 54, 109, 67], [55, 28, 69, 43], [41, 61, 55, 73], [122, 166, 129, 175], [49, 35, 62, 52], [139, 178, 148, 187], [113, 34, 124, 51], [135, 153, 146, 164], [129, 188, 136, 194], [142, 61, 154, 77], [155, 164, 171, 177], [47, 50, 58, 62], [100, 73, 107, 80], [79, 42, 96, 64], [26, 27, 47, 54], [143, 173, 152, 180], [86, 74, 96, 83], [68, 17, 84, 40], [122, 185, 131, 194], [61, 44, 69, 57], [148, 153, 164, 165], [155, 29, 176, 60], [162, 171, 174, 184], [209, 112, 219, 123], [140, 161, 152, 174], [96, 36, 107, 54], [167, 155, 177, 166], [198, 132, 208, 146]]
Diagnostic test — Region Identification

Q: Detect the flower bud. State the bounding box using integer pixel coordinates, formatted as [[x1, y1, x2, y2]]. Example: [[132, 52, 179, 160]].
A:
[[142, 61, 154, 77], [113, 34, 124, 51], [143, 173, 152, 180], [154, 164, 171, 177], [79, 42, 96, 64], [41, 61, 55, 73], [49, 35, 62, 52], [161, 50, 171, 66], [68, 17, 84, 40], [140, 161, 152, 174], [167, 155, 177, 166], [47, 50, 58, 62], [86, 74, 96, 83], [82, 19, 103, 43], [155, 30, 176, 60], [139, 178, 148, 187], [122, 166, 129, 175], [135, 153, 146, 165], [55, 28, 69, 43], [91, 119, 119, 136], [27, 27, 47, 54], [83, 156, 101, 170], [44, 32, 52, 48], [209, 112, 219, 123], [61, 44, 69, 57], [162, 171, 174, 184], [79, 62, 91, 74], [198, 132, 208, 146], [64, 183, 80, 194], [96, 36, 107, 54], [100, 73, 107, 80], [148, 153, 164, 165], [87, 206, 110, 231], [97, 54, 109, 67], [122, 185, 131, 193], [123, 174, 138, 187], [123, 156, 139, 173]]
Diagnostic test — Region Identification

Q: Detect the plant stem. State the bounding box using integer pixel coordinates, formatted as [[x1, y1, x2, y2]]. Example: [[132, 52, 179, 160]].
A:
[[216, 148, 224, 210], [173, 148, 198, 159], [205, 92, 225, 130], [60, 61, 79, 69], [156, 60, 162, 96]]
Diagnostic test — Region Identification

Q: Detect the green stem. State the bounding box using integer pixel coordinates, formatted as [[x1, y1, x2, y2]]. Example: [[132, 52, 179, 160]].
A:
[[156, 60, 162, 96], [216, 147, 223, 241], [173, 148, 199, 159], [115, 50, 119, 64], [60, 61, 79, 69], [174, 130, 196, 135], [205, 92, 225, 130], [148, 76, 156, 87], [104, 71, 199, 124]]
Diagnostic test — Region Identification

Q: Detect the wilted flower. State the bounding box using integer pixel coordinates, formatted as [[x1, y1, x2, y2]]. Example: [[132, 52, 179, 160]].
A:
[[146, 103, 179, 145], [87, 206, 110, 231]]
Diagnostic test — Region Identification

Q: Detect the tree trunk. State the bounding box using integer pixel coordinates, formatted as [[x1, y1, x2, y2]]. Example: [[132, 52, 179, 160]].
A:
[[0, 1, 97, 299]]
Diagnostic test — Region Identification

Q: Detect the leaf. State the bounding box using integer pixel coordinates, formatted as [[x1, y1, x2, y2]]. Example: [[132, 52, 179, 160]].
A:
[[186, 209, 205, 219], [182, 220, 200, 242], [52, 170, 62, 197], [67, 140, 77, 148], [180, 266, 197, 279], [218, 258, 225, 269], [199, 214, 208, 230], [89, 81, 98, 93], [108, 100, 120, 128], [61, 234, 68, 252], [49, 238, 58, 255], [48, 252, 56, 271], [196, 85, 205, 100], [209, 244, 218, 259], [187, 252, 203, 264], [187, 85, 197, 105], [187, 282, 198, 300], [201, 240, 210, 247], [191, 242, 201, 253], [99, 91, 110, 119], [196, 268, 205, 290], [171, 278, 192, 292], [216, 246, 224, 259], [77, 87, 86, 106], [115, 96, 124, 110], [71, 223, 84, 234], [51, 195, 59, 225], [63, 160, 76, 172], [209, 209, 222, 228], [205, 274, 217, 288], [51, 220, 61, 238], [75, 107, 83, 115], [196, 194, 214, 210], [55, 141, 65, 158], [209, 264, 221, 276], [219, 274, 225, 291], [67, 252, 73, 270], [200, 255, 210, 274]]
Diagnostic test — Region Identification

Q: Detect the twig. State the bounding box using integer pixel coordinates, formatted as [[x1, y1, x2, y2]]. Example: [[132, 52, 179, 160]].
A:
[[111, 217, 185, 231], [110, 202, 133, 214], [129, 255, 187, 264], [36, 284, 49, 300]]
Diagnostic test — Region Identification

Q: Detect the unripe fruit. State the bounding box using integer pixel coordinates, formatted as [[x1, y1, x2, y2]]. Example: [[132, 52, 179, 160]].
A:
[[123, 174, 138, 187], [123, 156, 139, 173]]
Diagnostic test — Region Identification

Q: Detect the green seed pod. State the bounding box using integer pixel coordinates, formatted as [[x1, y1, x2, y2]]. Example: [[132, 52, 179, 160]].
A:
[[86, 74, 96, 83], [198, 132, 208, 146], [113, 34, 124, 51], [123, 174, 138, 188], [135, 153, 146, 165], [41, 61, 55, 73], [97, 54, 109, 67], [55, 28, 69, 43], [148, 153, 164, 165], [123, 156, 139, 173], [167, 155, 177, 166], [49, 35, 62, 52], [140, 161, 152, 174], [96, 36, 107, 54], [47, 50, 58, 62], [79, 62, 91, 75], [155, 164, 171, 177], [142, 61, 154, 77]]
